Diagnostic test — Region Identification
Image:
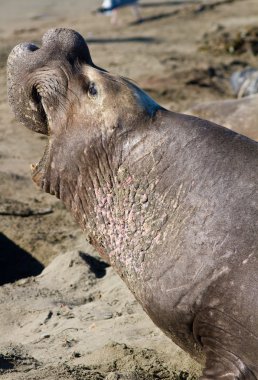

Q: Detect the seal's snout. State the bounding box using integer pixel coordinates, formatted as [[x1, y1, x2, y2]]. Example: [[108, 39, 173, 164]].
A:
[[42, 28, 93, 65], [7, 42, 40, 78], [8, 28, 93, 82], [7, 28, 95, 137], [8, 42, 39, 63]]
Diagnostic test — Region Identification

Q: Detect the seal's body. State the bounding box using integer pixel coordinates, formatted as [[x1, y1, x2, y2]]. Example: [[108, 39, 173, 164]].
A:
[[7, 29, 258, 379]]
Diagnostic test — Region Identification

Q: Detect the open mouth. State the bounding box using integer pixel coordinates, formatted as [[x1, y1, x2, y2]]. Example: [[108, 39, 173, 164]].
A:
[[31, 85, 48, 132], [29, 86, 51, 187]]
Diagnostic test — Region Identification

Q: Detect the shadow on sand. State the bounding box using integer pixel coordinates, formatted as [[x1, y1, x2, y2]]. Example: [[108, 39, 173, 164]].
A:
[[130, 9, 179, 25], [0, 232, 44, 285], [79, 251, 110, 278], [86, 36, 157, 44], [141, 1, 198, 7]]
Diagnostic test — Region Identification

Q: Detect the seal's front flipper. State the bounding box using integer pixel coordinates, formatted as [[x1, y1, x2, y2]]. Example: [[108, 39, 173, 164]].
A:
[[193, 308, 257, 380]]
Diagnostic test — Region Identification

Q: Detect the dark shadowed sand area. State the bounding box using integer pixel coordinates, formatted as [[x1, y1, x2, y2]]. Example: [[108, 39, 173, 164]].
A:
[[0, 0, 257, 379]]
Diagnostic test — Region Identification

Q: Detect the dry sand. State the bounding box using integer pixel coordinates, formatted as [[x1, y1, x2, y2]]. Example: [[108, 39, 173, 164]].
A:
[[0, 0, 258, 379]]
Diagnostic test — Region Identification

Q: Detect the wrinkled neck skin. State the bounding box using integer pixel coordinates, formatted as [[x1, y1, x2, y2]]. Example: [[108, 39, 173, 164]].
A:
[[40, 85, 168, 281]]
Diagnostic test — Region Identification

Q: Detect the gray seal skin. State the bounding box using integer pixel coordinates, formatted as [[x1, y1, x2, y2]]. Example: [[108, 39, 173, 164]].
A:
[[7, 29, 258, 379]]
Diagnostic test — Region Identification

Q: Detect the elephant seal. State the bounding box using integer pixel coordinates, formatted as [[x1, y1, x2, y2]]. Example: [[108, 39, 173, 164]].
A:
[[186, 94, 258, 141], [7, 28, 258, 379], [230, 67, 258, 98]]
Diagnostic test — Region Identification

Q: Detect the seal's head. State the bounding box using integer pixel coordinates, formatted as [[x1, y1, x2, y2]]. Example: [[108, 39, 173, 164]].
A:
[[7, 28, 159, 196]]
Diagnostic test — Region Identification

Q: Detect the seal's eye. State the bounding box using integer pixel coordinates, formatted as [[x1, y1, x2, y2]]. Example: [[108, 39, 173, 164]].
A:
[[88, 83, 98, 97]]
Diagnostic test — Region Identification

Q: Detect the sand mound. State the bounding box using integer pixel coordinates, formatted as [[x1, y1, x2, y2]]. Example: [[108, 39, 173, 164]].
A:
[[0, 250, 200, 379]]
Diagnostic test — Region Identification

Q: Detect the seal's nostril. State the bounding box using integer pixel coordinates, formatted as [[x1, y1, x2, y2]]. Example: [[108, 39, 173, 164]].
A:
[[14, 43, 39, 54], [25, 43, 39, 53]]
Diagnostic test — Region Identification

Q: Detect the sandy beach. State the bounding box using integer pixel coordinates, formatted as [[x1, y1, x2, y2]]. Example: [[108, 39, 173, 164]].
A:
[[0, 0, 257, 379]]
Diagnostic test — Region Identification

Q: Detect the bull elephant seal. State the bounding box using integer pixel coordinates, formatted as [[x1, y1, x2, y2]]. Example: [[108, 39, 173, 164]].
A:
[[186, 94, 258, 141], [7, 28, 258, 379]]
